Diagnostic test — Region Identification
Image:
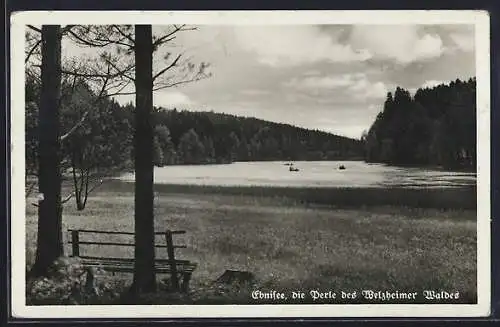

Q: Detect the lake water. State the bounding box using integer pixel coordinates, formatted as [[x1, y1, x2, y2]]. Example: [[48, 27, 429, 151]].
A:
[[118, 161, 476, 189]]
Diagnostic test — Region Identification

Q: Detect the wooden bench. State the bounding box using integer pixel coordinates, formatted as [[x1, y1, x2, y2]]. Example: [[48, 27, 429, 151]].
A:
[[68, 229, 197, 292]]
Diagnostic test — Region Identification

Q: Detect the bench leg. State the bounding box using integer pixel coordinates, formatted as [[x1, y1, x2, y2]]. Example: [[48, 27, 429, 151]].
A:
[[181, 273, 192, 293]]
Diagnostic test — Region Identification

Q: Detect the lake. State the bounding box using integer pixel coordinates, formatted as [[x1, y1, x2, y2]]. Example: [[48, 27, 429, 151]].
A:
[[118, 161, 476, 189]]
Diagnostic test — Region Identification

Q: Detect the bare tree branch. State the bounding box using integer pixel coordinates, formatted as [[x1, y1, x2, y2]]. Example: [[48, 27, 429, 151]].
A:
[[153, 76, 210, 91], [51, 24, 210, 117], [32, 192, 72, 207], [93, 62, 112, 96], [25, 181, 37, 198], [152, 25, 197, 49], [61, 25, 75, 35], [67, 28, 114, 48], [106, 73, 210, 97], [61, 69, 128, 80], [152, 54, 181, 81], [25, 39, 41, 63], [61, 55, 135, 84], [105, 80, 132, 98], [61, 192, 75, 204], [59, 72, 80, 106], [88, 178, 104, 194], [58, 62, 114, 143], [111, 25, 135, 45], [27, 25, 41, 33], [100, 55, 136, 82], [31, 178, 101, 208], [26, 67, 42, 84], [59, 110, 89, 142], [67, 26, 134, 49], [152, 25, 182, 48]]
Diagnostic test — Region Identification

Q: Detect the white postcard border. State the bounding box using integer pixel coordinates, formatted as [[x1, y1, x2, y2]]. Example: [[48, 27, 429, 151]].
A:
[[10, 10, 491, 318]]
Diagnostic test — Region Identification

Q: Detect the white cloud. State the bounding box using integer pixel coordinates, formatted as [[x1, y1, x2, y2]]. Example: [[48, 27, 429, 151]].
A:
[[154, 90, 194, 108], [232, 26, 371, 67], [239, 89, 271, 96], [285, 73, 388, 100], [437, 25, 474, 52], [353, 80, 388, 99], [286, 74, 357, 89], [449, 32, 475, 52], [303, 69, 322, 76], [413, 34, 444, 60], [113, 90, 195, 110], [421, 80, 449, 89], [317, 125, 367, 139], [348, 25, 444, 64], [409, 80, 451, 94]]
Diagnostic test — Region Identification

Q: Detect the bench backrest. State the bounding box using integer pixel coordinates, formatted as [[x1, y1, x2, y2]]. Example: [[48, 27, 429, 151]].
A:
[[68, 229, 190, 290], [68, 229, 187, 258]]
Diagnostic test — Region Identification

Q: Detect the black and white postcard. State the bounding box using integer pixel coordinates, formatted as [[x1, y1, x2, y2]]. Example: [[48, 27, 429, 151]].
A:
[[10, 10, 491, 318]]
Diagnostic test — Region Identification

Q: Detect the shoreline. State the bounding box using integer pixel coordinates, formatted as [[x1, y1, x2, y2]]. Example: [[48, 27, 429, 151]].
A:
[[96, 179, 477, 210]]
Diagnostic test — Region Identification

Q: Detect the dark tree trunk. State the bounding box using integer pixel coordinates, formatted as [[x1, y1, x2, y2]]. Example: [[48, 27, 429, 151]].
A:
[[131, 25, 156, 293], [30, 25, 63, 277]]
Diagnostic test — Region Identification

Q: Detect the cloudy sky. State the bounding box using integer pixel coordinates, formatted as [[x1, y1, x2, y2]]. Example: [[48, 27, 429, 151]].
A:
[[65, 24, 476, 139]]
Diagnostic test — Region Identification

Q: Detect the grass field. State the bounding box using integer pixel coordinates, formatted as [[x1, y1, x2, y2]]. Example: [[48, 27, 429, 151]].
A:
[[25, 180, 477, 304]]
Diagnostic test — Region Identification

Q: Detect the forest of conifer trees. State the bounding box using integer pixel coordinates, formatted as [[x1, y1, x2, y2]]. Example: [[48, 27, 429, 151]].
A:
[[150, 108, 364, 166], [362, 78, 476, 171], [26, 75, 476, 174]]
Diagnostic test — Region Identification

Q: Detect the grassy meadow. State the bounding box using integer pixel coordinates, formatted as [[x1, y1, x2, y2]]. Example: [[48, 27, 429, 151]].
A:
[[24, 178, 477, 304]]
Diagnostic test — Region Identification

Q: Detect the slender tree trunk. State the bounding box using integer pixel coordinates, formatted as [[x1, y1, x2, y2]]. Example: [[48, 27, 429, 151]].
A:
[[30, 26, 63, 277], [131, 25, 156, 293]]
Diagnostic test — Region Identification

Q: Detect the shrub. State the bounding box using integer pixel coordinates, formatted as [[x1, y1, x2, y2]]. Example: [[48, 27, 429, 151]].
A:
[[26, 257, 127, 305]]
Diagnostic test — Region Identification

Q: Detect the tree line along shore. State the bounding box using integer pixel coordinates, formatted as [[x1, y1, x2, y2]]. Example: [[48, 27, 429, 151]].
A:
[[26, 76, 476, 181]]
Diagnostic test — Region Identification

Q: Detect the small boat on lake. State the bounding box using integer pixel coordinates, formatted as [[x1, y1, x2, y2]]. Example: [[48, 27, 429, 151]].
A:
[[339, 165, 346, 170], [289, 166, 300, 172]]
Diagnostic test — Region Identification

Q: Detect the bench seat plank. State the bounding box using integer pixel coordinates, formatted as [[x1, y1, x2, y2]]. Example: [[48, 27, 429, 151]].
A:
[[75, 256, 197, 274], [80, 262, 197, 274], [80, 258, 196, 266]]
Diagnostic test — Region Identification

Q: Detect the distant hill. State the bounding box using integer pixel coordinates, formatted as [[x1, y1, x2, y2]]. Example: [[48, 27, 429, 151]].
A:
[[151, 108, 364, 165], [25, 71, 364, 172]]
